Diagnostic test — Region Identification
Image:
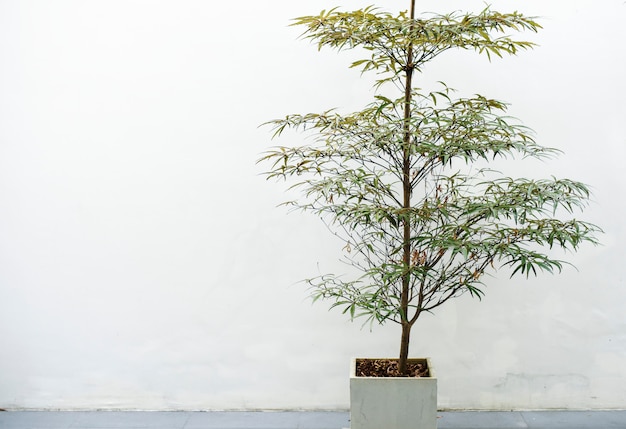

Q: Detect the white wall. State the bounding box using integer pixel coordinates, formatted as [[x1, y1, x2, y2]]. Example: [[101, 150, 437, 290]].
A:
[[0, 0, 624, 410]]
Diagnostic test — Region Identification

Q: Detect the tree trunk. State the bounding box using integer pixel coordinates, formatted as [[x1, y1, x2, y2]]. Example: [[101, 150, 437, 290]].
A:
[[399, 322, 412, 374], [398, 0, 417, 376]]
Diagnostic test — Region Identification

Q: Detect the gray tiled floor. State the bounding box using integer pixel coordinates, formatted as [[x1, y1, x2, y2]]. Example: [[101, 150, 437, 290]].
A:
[[1, 410, 626, 429]]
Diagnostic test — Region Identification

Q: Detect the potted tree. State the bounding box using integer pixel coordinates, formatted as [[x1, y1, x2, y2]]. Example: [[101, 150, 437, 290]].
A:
[[259, 1, 600, 428]]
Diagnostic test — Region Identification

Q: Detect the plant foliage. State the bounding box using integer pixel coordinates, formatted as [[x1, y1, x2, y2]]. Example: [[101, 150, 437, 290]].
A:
[[259, 4, 600, 374]]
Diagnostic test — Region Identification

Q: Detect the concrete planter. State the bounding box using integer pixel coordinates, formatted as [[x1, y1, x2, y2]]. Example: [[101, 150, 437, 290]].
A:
[[350, 358, 437, 429]]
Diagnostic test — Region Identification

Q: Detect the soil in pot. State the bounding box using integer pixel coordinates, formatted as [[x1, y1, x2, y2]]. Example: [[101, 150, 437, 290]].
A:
[[355, 358, 430, 378]]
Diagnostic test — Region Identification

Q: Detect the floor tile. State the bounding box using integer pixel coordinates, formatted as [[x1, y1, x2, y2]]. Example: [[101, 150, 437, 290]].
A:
[[295, 411, 349, 429], [522, 410, 626, 429], [184, 411, 300, 429], [0, 411, 77, 429], [71, 411, 189, 428], [437, 411, 527, 429]]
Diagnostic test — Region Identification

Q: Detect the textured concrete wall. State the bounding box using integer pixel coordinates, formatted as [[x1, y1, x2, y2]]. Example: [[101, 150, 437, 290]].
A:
[[1, 0, 624, 410]]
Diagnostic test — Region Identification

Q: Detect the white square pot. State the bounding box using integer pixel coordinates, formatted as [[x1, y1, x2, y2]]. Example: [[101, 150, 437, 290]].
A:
[[350, 358, 437, 429]]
